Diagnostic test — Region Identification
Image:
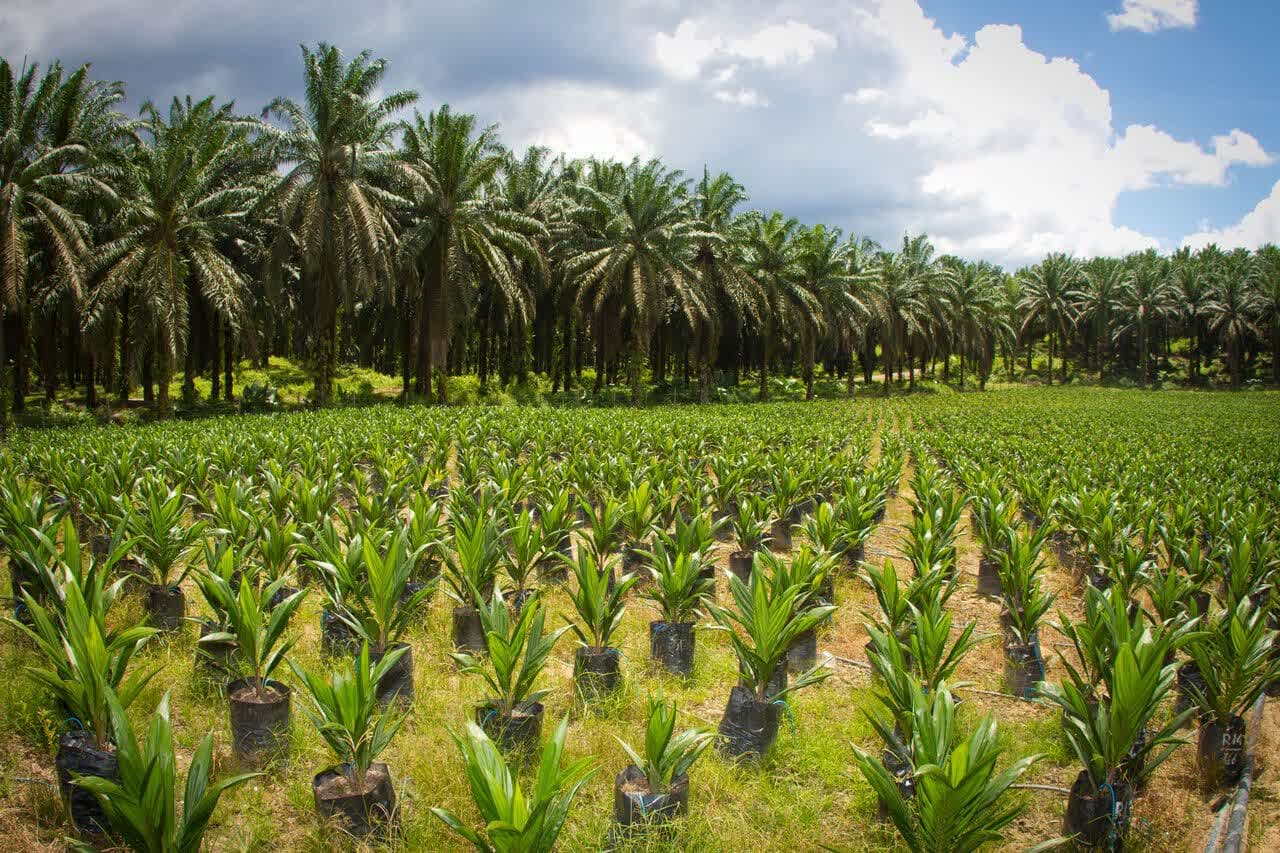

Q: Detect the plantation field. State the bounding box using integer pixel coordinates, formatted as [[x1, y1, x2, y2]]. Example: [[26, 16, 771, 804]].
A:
[[1, 387, 1279, 852]]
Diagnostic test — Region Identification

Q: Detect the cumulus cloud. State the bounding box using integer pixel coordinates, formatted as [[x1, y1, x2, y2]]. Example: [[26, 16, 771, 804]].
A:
[[1183, 180, 1280, 250], [830, 1, 1267, 263], [654, 17, 835, 80], [2, 0, 1268, 266], [1107, 0, 1198, 33]]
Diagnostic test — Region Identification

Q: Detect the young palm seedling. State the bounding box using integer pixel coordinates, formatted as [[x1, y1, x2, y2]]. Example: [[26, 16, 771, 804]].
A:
[[75, 690, 259, 852], [727, 495, 770, 583], [431, 715, 596, 852], [338, 530, 432, 707], [444, 510, 507, 653], [453, 587, 569, 753], [613, 693, 716, 828], [534, 490, 577, 583], [1184, 603, 1280, 788], [191, 540, 243, 677], [620, 480, 661, 575], [644, 541, 715, 676], [503, 505, 546, 613], [905, 600, 985, 696], [6, 536, 160, 836], [291, 645, 410, 837], [835, 477, 883, 568], [0, 473, 67, 614], [255, 513, 300, 606], [767, 468, 807, 551], [580, 494, 627, 568], [565, 548, 637, 701], [197, 568, 307, 763], [125, 480, 206, 631], [759, 546, 837, 672], [968, 478, 1019, 597], [304, 518, 370, 656], [1040, 589, 1192, 848], [853, 684, 1041, 853], [862, 559, 914, 667], [994, 523, 1057, 697], [707, 570, 834, 759]]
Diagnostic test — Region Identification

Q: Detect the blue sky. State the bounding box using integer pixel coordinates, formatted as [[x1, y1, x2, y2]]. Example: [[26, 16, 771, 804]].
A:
[[927, 0, 1280, 249], [2, 0, 1277, 266]]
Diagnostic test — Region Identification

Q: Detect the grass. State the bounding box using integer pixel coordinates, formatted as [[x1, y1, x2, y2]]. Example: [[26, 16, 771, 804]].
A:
[[2, 388, 1278, 850]]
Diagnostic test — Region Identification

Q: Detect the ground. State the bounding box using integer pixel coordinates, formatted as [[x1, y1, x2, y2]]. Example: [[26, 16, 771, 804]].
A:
[[0, 387, 1277, 851]]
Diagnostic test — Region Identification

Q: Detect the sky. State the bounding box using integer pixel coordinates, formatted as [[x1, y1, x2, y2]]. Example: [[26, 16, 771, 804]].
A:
[[3, 0, 1278, 269]]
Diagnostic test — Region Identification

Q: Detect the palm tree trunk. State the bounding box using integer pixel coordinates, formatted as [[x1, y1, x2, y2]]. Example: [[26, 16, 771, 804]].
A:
[[562, 315, 574, 391], [1046, 332, 1054, 386], [224, 320, 234, 402], [1060, 326, 1068, 384], [11, 303, 26, 413], [399, 274, 412, 398], [803, 335, 815, 401], [1272, 323, 1279, 386], [629, 330, 645, 404], [883, 341, 892, 395], [118, 290, 131, 404], [210, 316, 221, 401], [316, 304, 336, 406], [142, 345, 154, 405], [1141, 318, 1152, 384], [759, 341, 769, 401], [85, 354, 97, 409], [156, 348, 172, 417], [846, 343, 856, 397]]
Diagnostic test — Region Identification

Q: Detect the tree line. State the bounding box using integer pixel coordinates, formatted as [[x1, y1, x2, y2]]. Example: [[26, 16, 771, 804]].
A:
[[3, 44, 1279, 417]]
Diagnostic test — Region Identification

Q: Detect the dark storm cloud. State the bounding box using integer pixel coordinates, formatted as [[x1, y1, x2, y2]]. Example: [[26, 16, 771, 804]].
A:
[[1, 0, 670, 114]]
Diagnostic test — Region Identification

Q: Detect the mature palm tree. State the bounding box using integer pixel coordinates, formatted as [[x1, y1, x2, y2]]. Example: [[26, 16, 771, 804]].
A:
[[869, 251, 927, 393], [85, 97, 263, 416], [1, 59, 122, 413], [739, 211, 810, 400], [792, 223, 854, 400], [1170, 248, 1212, 385], [1019, 253, 1080, 384], [689, 168, 762, 402], [1206, 249, 1258, 389], [562, 158, 704, 404], [1072, 257, 1124, 379], [940, 260, 1000, 389], [493, 146, 567, 387], [1115, 251, 1173, 386], [843, 235, 881, 393], [1250, 244, 1280, 386], [996, 273, 1024, 381], [264, 43, 415, 406], [396, 106, 540, 401]]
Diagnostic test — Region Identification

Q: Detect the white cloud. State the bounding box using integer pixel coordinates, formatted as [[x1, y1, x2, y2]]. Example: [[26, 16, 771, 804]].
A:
[[712, 64, 739, 84], [834, 2, 1268, 263], [844, 87, 887, 105], [726, 20, 836, 67], [1107, 0, 1198, 33], [654, 17, 835, 80], [1183, 180, 1280, 250], [465, 82, 658, 162], [713, 88, 768, 108], [655, 20, 721, 80]]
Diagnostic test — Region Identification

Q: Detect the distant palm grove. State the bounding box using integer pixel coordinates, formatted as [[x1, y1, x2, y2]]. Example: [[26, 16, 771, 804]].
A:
[[3, 44, 1279, 417]]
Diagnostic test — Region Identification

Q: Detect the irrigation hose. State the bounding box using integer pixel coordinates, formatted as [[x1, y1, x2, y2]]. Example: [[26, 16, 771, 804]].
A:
[[1204, 693, 1265, 853]]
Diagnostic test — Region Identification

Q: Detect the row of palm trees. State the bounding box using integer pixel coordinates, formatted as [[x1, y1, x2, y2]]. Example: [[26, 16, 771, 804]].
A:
[[3, 45, 1279, 417]]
